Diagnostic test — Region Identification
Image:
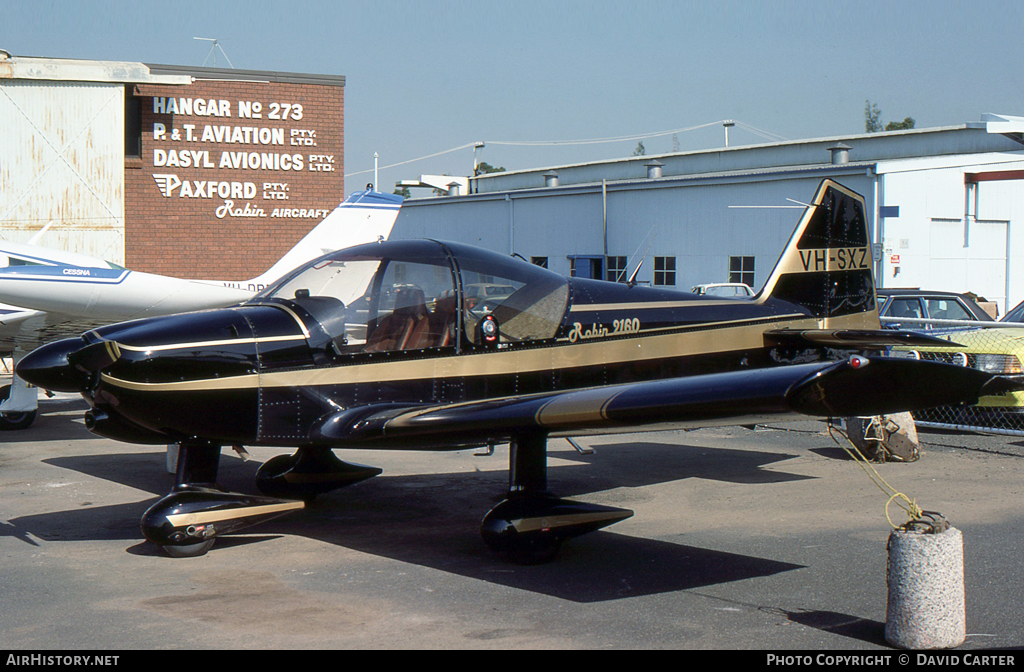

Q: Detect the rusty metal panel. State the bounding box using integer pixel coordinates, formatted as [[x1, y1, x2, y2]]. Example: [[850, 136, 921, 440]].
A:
[[0, 80, 125, 264]]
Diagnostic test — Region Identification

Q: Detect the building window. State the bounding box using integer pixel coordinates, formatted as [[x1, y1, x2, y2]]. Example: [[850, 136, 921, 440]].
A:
[[729, 256, 755, 287], [568, 256, 603, 280], [531, 256, 548, 268], [606, 256, 628, 283], [654, 256, 676, 286]]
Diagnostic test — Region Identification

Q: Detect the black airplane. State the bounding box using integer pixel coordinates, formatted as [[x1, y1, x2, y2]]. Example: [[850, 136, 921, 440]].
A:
[[17, 180, 1013, 562]]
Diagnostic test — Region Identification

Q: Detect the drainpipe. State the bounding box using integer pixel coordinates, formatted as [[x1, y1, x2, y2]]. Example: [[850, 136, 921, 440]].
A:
[[602, 179, 608, 256], [506, 194, 514, 255]]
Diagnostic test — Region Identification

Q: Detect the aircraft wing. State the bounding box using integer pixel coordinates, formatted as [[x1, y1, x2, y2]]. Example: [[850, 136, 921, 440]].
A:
[[311, 356, 1012, 449], [0, 303, 114, 356]]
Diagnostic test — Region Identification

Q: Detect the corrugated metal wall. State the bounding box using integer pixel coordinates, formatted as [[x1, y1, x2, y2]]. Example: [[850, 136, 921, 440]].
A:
[[0, 80, 125, 264], [392, 172, 876, 292]]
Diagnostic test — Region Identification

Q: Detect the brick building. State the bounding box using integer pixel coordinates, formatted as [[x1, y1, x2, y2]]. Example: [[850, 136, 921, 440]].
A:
[[0, 52, 345, 280]]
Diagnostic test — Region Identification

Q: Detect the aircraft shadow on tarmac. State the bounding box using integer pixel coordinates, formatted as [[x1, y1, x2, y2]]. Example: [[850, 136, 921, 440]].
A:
[[6, 442, 811, 603], [783, 610, 886, 647]]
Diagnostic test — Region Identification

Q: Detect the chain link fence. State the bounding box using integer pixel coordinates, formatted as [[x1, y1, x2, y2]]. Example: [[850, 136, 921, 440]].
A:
[[880, 317, 1024, 436]]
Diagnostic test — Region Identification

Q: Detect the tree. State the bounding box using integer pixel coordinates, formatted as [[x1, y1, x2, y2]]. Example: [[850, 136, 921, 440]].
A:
[[633, 141, 646, 156], [865, 100, 916, 133], [865, 100, 882, 133], [885, 117, 916, 131], [474, 161, 505, 176]]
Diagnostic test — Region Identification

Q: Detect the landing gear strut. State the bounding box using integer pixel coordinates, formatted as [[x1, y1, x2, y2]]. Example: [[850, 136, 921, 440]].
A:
[[480, 432, 633, 564], [141, 441, 304, 558]]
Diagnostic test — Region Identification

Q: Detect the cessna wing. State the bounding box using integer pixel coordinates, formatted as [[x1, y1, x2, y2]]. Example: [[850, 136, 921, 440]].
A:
[[0, 189, 402, 428]]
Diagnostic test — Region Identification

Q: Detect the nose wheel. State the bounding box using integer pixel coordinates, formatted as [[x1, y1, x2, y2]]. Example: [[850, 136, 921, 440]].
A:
[[161, 538, 216, 559]]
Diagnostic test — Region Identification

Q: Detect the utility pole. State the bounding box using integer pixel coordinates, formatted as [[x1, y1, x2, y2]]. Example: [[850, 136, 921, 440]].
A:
[[473, 142, 485, 175]]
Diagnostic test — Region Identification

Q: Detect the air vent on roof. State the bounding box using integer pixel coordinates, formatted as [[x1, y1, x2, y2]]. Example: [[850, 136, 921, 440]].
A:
[[829, 143, 851, 165]]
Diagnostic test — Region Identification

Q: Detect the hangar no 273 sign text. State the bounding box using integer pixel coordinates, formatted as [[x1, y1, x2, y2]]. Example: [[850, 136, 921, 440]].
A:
[[148, 96, 338, 221]]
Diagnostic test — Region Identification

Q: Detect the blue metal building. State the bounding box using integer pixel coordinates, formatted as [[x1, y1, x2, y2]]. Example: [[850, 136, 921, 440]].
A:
[[390, 114, 1024, 315]]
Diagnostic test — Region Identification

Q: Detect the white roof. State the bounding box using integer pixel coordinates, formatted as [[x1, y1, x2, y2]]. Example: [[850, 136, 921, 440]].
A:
[[0, 51, 190, 85]]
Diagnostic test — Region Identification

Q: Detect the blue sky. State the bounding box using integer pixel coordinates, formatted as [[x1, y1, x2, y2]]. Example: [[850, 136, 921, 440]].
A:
[[4, 0, 1022, 192]]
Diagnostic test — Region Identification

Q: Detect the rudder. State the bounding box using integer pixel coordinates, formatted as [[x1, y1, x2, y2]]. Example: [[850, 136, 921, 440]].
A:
[[759, 180, 878, 329]]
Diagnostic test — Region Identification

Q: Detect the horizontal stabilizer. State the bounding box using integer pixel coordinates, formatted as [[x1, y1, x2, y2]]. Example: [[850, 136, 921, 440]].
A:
[[764, 328, 963, 349], [785, 356, 1015, 417]]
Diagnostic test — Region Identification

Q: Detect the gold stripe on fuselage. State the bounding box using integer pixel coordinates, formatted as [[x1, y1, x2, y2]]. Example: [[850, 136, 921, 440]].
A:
[[98, 311, 876, 394], [115, 334, 307, 353], [570, 299, 757, 312]]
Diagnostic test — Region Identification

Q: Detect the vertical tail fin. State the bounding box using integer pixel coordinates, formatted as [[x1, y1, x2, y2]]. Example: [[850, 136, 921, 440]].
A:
[[249, 189, 404, 287], [759, 180, 879, 328]]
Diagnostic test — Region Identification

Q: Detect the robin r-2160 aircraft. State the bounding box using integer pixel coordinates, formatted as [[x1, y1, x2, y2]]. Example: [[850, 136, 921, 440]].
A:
[[0, 189, 402, 429], [18, 180, 1016, 562]]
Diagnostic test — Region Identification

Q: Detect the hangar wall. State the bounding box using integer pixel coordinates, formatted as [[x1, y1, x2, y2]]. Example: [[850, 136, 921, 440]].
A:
[[0, 53, 345, 281], [129, 67, 345, 280], [0, 79, 127, 263], [393, 119, 1024, 315], [878, 155, 1024, 312]]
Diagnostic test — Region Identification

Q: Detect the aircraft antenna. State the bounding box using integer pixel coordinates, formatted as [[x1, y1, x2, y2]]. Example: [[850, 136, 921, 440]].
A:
[[624, 224, 657, 287], [194, 37, 234, 68], [626, 259, 644, 287]]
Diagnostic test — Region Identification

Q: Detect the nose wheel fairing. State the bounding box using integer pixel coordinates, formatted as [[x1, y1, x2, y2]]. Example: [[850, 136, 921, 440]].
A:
[[141, 485, 304, 555], [140, 441, 304, 557]]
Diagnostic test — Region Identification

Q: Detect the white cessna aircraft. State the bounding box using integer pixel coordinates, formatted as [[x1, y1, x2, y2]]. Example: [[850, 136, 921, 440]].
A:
[[0, 188, 403, 430]]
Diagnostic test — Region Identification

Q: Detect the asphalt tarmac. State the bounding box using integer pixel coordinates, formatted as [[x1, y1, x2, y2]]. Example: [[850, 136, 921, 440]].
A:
[[2, 392, 1023, 651]]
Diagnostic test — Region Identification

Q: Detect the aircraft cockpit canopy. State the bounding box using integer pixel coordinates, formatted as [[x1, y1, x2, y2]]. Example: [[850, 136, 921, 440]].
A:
[[251, 240, 569, 354]]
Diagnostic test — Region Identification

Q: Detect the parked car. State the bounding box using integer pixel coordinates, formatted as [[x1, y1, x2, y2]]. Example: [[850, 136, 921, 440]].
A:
[[1001, 299, 1024, 323], [691, 282, 754, 298], [879, 289, 1024, 430], [877, 288, 994, 323]]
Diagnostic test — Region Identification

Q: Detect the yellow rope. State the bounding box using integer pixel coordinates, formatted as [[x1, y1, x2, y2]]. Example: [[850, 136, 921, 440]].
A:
[[827, 420, 924, 529]]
